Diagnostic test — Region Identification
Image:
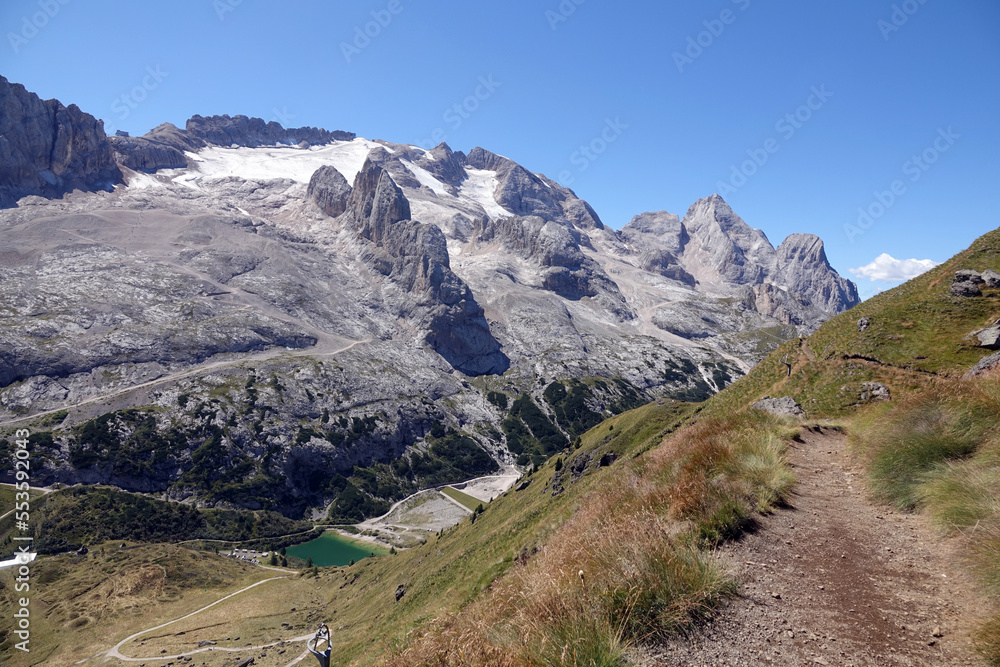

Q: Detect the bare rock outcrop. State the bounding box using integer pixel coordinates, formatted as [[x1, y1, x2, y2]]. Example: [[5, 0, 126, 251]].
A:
[[751, 396, 806, 418], [341, 160, 509, 375], [141, 121, 207, 152], [965, 351, 1000, 379], [775, 233, 860, 315], [860, 382, 891, 402], [475, 214, 631, 316], [185, 114, 355, 147], [952, 269, 987, 298], [619, 195, 860, 330], [416, 142, 469, 188], [465, 147, 604, 230], [0, 75, 122, 207], [108, 135, 188, 173], [307, 165, 352, 218]]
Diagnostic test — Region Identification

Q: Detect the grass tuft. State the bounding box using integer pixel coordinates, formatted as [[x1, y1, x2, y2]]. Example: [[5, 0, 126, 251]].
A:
[[388, 407, 797, 663], [851, 379, 1000, 662], [850, 385, 998, 510], [977, 612, 1000, 667]]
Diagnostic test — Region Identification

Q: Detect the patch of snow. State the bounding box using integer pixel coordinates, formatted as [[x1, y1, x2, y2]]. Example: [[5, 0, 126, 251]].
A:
[[460, 168, 511, 220], [446, 239, 464, 258], [402, 160, 449, 196], [169, 138, 383, 190], [409, 199, 458, 227], [126, 171, 164, 190]]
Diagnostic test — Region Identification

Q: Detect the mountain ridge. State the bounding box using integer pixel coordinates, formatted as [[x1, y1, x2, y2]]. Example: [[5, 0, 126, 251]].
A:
[[0, 77, 860, 519]]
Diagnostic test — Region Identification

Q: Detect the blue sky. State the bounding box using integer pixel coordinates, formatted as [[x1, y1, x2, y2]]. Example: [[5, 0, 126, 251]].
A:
[[2, 0, 998, 299]]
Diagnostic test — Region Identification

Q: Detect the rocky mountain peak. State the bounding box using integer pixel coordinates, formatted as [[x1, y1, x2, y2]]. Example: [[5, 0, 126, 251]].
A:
[[621, 211, 687, 255], [678, 194, 774, 286], [343, 159, 412, 245], [184, 114, 355, 148], [143, 122, 206, 151], [0, 75, 122, 208], [416, 142, 468, 188], [776, 233, 828, 266], [307, 165, 352, 218], [776, 233, 860, 314]]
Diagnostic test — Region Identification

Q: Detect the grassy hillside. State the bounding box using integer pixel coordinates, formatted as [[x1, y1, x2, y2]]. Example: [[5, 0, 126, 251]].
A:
[[709, 226, 1000, 419], [0, 542, 275, 663]]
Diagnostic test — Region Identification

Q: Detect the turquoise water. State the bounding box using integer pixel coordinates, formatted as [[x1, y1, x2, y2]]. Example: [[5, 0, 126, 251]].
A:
[[285, 531, 386, 567]]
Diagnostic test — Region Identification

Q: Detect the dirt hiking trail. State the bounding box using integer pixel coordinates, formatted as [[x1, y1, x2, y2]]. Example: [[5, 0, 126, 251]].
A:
[[634, 425, 989, 666]]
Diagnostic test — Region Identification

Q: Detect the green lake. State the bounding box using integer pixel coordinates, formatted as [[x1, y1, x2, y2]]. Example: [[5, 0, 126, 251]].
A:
[[285, 531, 387, 567]]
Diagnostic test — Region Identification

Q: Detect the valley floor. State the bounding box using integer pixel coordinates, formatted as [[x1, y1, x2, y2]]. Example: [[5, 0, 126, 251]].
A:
[[632, 426, 988, 667]]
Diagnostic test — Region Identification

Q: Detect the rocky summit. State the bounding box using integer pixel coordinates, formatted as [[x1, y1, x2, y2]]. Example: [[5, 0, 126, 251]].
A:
[[0, 79, 859, 519]]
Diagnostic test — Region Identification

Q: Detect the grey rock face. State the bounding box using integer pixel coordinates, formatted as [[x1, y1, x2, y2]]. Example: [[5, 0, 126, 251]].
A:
[[964, 351, 1000, 379], [858, 317, 872, 332], [141, 122, 207, 152], [751, 396, 806, 418], [860, 382, 891, 402], [343, 159, 414, 242], [680, 194, 774, 285], [108, 135, 188, 173], [638, 249, 696, 285], [417, 143, 468, 188], [621, 211, 688, 257], [951, 281, 982, 298], [982, 269, 1000, 288], [341, 160, 509, 375], [955, 270, 984, 284], [307, 165, 352, 218], [975, 322, 1000, 349], [475, 215, 630, 316], [465, 147, 604, 230], [185, 114, 355, 147], [618, 196, 860, 331], [775, 233, 861, 315], [0, 75, 122, 207]]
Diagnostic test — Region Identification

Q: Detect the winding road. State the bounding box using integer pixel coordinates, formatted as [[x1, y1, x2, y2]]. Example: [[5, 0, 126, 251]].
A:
[[78, 575, 317, 666]]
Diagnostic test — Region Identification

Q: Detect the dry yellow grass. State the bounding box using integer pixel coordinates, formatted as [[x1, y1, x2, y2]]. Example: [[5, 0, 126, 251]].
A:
[[386, 410, 796, 665]]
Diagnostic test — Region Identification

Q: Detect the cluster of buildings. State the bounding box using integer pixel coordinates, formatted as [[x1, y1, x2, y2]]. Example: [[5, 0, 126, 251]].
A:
[[227, 548, 269, 563]]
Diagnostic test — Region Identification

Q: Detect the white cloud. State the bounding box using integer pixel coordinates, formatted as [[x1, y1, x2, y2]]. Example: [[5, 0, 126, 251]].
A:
[[849, 253, 941, 282]]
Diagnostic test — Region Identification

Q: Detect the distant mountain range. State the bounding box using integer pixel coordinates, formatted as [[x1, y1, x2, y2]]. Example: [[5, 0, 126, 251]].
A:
[[0, 75, 859, 517]]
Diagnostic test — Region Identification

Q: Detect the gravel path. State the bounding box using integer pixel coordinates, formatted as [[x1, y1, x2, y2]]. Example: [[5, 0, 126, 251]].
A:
[[631, 425, 988, 666]]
